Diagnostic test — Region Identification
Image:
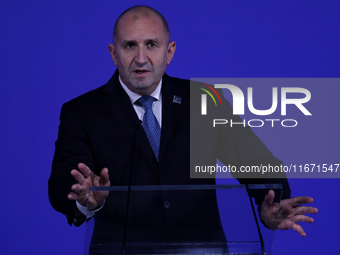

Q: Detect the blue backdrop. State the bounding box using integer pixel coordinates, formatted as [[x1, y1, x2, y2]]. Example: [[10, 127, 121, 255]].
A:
[[1, 1, 339, 254]]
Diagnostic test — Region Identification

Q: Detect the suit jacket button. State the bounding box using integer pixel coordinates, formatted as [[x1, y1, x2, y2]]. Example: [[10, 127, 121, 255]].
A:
[[164, 201, 170, 208]]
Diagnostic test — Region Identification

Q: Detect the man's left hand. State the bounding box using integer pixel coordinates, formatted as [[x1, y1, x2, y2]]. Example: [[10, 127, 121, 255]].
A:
[[260, 190, 318, 236]]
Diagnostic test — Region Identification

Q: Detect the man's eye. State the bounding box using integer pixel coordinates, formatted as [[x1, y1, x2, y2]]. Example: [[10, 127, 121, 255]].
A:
[[148, 42, 156, 47], [126, 43, 135, 48]]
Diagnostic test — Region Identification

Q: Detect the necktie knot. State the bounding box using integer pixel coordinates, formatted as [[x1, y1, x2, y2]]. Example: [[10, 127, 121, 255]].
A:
[[138, 96, 155, 110]]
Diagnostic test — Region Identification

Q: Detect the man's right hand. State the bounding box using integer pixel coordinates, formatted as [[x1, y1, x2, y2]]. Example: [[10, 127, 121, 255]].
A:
[[68, 163, 110, 211]]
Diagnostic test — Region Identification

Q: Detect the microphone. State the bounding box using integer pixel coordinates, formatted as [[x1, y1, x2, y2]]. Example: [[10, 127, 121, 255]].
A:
[[122, 121, 142, 254]]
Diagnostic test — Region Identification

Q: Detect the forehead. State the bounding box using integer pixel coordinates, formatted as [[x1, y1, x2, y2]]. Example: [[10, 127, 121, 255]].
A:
[[116, 10, 168, 41]]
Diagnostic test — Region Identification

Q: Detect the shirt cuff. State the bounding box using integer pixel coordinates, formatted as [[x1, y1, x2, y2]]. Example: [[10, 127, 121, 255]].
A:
[[76, 200, 106, 218]]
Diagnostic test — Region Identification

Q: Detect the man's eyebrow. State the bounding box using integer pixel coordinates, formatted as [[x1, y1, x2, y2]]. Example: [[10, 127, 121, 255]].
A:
[[146, 38, 159, 42], [145, 38, 161, 44], [121, 38, 161, 45], [121, 39, 137, 45]]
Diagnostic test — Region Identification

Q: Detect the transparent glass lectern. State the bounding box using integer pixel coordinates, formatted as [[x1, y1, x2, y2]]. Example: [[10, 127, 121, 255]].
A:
[[84, 184, 282, 255]]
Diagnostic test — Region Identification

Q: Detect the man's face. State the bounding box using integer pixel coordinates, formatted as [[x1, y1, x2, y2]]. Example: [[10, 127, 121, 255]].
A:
[[109, 11, 176, 95]]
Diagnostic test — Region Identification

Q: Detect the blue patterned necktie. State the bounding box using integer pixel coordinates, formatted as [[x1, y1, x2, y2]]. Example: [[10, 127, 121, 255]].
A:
[[138, 96, 161, 161]]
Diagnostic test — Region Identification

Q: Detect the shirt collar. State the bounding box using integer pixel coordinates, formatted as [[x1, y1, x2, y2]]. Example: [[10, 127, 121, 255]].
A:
[[119, 75, 162, 104]]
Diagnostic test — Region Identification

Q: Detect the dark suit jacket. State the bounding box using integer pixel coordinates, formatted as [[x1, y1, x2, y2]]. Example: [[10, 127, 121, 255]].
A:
[[48, 70, 290, 245]]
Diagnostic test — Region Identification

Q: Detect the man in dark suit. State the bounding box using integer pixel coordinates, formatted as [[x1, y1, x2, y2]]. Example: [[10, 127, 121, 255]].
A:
[[48, 5, 317, 250]]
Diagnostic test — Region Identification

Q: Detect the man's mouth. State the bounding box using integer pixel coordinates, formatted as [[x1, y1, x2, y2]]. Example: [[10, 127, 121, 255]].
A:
[[134, 69, 149, 74]]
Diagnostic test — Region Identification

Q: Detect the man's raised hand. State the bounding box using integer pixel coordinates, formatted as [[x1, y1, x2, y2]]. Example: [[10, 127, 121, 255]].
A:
[[68, 163, 110, 211], [260, 190, 318, 236]]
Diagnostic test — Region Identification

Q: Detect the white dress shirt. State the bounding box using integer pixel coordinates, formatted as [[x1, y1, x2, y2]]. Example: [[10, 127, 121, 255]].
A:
[[119, 76, 162, 127]]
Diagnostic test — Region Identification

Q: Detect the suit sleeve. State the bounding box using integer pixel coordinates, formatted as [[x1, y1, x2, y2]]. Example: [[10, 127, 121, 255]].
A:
[[215, 96, 291, 207], [48, 101, 96, 226]]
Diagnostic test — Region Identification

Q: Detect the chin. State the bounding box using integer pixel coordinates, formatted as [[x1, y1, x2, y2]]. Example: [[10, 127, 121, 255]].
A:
[[133, 81, 154, 89]]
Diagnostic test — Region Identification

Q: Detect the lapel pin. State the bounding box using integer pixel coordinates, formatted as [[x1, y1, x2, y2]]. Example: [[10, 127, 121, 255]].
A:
[[173, 95, 182, 104]]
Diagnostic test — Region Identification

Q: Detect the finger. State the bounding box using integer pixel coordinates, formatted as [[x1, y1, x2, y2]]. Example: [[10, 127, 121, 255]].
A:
[[292, 223, 306, 237], [78, 163, 96, 179], [99, 168, 110, 186], [70, 169, 86, 185], [285, 196, 314, 207], [293, 206, 318, 215], [71, 183, 83, 193], [263, 190, 275, 208], [68, 192, 78, 201], [290, 214, 315, 224]]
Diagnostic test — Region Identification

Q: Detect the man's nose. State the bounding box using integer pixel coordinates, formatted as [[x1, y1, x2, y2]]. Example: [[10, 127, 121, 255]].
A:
[[134, 47, 148, 65]]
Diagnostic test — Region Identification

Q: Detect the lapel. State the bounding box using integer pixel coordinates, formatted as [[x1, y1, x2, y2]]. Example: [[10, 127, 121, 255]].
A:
[[100, 71, 159, 179], [159, 74, 186, 162]]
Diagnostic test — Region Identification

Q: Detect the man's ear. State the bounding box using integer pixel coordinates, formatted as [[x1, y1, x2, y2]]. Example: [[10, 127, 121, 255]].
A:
[[166, 41, 176, 65], [108, 44, 118, 66]]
